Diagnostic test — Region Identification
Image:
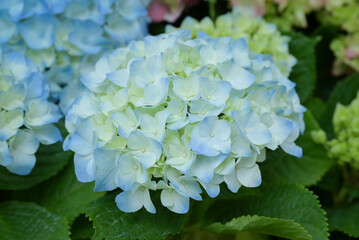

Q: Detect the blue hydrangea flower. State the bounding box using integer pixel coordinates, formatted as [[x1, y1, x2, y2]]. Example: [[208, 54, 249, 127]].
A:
[[0, 50, 62, 175], [0, 0, 151, 114], [64, 30, 305, 214]]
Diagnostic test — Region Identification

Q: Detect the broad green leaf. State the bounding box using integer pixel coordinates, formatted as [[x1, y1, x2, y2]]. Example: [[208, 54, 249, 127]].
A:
[[305, 97, 326, 121], [203, 184, 329, 240], [71, 215, 95, 240], [320, 73, 359, 138], [0, 142, 72, 190], [327, 203, 359, 237], [205, 215, 311, 240], [0, 201, 70, 240], [288, 32, 320, 102], [85, 191, 186, 240], [13, 163, 105, 224], [260, 111, 333, 186]]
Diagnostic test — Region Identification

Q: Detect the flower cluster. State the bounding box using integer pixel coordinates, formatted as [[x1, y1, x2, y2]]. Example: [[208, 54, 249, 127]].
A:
[[0, 49, 62, 175], [0, 0, 150, 112], [64, 30, 305, 214], [328, 91, 359, 169], [318, 0, 359, 72], [230, 0, 325, 30], [166, 8, 296, 77]]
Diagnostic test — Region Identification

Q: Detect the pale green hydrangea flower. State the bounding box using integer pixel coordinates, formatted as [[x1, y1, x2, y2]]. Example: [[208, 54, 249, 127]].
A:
[[331, 34, 359, 72], [328, 91, 359, 169], [166, 8, 296, 77]]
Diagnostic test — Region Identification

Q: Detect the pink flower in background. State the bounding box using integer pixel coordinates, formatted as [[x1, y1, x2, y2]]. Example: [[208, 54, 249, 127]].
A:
[[346, 47, 359, 60], [229, 0, 266, 16], [148, 0, 200, 23]]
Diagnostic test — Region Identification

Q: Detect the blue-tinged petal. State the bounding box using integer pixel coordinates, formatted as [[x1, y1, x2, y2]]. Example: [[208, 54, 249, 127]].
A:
[[0, 141, 13, 166], [218, 59, 256, 90], [161, 189, 189, 214], [267, 115, 293, 149], [170, 175, 202, 201], [68, 20, 107, 54], [200, 79, 232, 107], [246, 124, 272, 145], [190, 154, 227, 183], [25, 99, 62, 126], [6, 130, 39, 175], [74, 153, 95, 182], [115, 188, 144, 213], [18, 14, 56, 50], [116, 154, 148, 191], [67, 129, 94, 156], [0, 109, 24, 141], [0, 11, 16, 44], [6, 150, 36, 175], [81, 71, 106, 93], [190, 117, 231, 157], [231, 38, 251, 68], [281, 142, 303, 158], [107, 69, 129, 87], [0, 83, 26, 110], [200, 44, 217, 65], [10, 130, 39, 155], [111, 107, 139, 138], [30, 124, 62, 145], [223, 170, 241, 193], [93, 148, 118, 191], [116, 0, 147, 20], [237, 164, 262, 188], [215, 157, 235, 175], [3, 52, 37, 81], [25, 73, 49, 101], [172, 75, 200, 102], [190, 127, 219, 157], [115, 184, 156, 214], [200, 175, 222, 198], [43, 0, 69, 14]]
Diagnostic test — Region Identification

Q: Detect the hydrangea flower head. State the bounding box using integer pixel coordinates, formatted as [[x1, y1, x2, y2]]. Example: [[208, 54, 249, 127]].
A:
[[166, 8, 296, 77], [0, 49, 62, 175], [0, 0, 151, 113], [64, 30, 305, 214], [330, 33, 359, 73], [328, 91, 359, 169]]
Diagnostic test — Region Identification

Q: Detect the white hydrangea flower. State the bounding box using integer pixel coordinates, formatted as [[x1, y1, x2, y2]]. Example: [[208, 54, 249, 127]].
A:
[[64, 30, 305, 214]]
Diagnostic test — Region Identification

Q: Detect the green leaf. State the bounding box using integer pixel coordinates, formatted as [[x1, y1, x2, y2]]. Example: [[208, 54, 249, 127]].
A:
[[0, 201, 70, 240], [260, 111, 333, 186], [305, 97, 326, 121], [0, 142, 72, 190], [205, 215, 311, 240], [203, 184, 329, 240], [85, 191, 186, 240], [327, 203, 359, 237], [13, 163, 105, 224], [288, 32, 320, 102], [320, 73, 359, 138], [345, 183, 359, 202], [71, 215, 95, 240]]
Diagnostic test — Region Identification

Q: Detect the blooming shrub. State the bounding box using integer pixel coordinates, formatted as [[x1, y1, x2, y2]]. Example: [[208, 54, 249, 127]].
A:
[[0, 49, 62, 175], [166, 8, 296, 77], [64, 30, 305, 214]]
